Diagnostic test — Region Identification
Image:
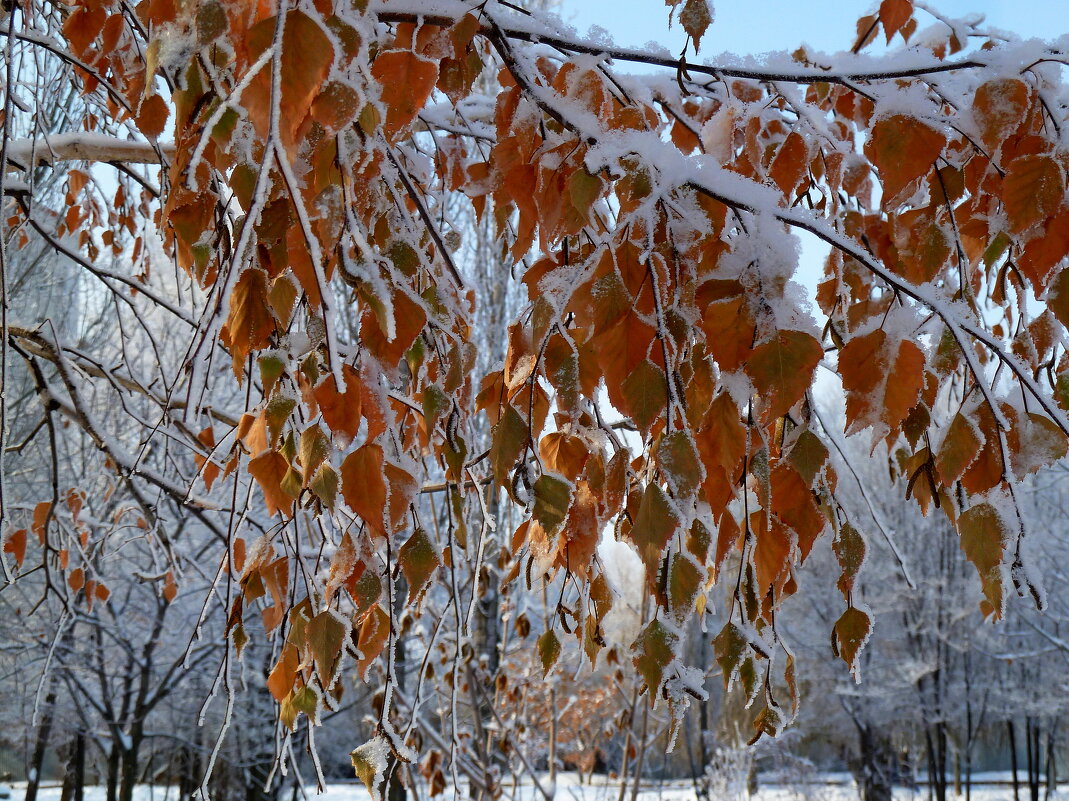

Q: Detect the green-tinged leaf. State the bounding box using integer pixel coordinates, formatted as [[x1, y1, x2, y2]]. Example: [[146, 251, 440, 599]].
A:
[[632, 619, 677, 694], [833, 606, 872, 680], [568, 169, 601, 217], [621, 359, 668, 433], [657, 431, 703, 497], [351, 736, 389, 801], [352, 570, 381, 618], [630, 483, 680, 581], [538, 629, 562, 677], [422, 384, 451, 435], [491, 404, 529, 489], [668, 552, 702, 622], [291, 685, 319, 719], [747, 330, 823, 422], [310, 464, 339, 511], [748, 703, 786, 745], [299, 424, 331, 484], [958, 502, 1009, 617], [833, 523, 866, 598], [258, 354, 285, 397], [307, 610, 347, 682], [713, 622, 748, 689], [532, 473, 572, 535], [399, 528, 439, 603]]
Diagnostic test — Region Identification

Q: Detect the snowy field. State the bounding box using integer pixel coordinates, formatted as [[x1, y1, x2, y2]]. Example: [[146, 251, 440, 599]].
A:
[[11, 774, 1063, 801]]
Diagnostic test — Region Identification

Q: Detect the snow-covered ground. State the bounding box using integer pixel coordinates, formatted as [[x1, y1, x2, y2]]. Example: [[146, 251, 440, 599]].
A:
[[11, 774, 1062, 801]]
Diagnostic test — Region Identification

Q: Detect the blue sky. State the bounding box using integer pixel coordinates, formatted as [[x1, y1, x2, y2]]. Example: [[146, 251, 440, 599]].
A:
[[562, 1, 1069, 59]]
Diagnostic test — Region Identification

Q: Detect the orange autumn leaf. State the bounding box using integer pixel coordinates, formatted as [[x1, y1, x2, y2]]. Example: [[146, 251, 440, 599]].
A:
[[865, 115, 945, 209], [341, 444, 387, 537], [371, 50, 439, 140]]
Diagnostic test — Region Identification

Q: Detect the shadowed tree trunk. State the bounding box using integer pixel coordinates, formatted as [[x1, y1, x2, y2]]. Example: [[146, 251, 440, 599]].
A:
[[851, 723, 895, 801]]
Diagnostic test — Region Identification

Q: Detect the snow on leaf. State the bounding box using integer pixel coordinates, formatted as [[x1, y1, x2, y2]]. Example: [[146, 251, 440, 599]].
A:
[[310, 464, 339, 511], [533, 473, 573, 535], [491, 405, 529, 490], [973, 78, 1029, 152], [713, 621, 748, 689], [356, 605, 390, 680], [657, 431, 703, 498], [679, 0, 713, 51], [838, 329, 924, 434], [1004, 155, 1065, 234], [936, 412, 983, 487], [668, 552, 702, 623], [351, 736, 391, 801], [833, 522, 866, 599]]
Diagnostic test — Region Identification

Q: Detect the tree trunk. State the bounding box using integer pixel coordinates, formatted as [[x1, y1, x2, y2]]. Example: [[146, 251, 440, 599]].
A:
[[25, 687, 58, 801], [851, 724, 894, 801], [936, 722, 948, 801], [1046, 721, 1057, 801], [1027, 719, 1041, 801], [1010, 720, 1021, 801], [73, 733, 85, 801], [119, 741, 141, 801], [106, 741, 121, 801]]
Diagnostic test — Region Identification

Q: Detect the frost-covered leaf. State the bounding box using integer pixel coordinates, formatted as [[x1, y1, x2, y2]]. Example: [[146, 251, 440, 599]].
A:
[[833, 606, 872, 681], [833, 523, 866, 599], [1004, 155, 1065, 234], [621, 359, 668, 433], [657, 431, 703, 497], [865, 115, 945, 209], [351, 736, 391, 801], [713, 622, 748, 689], [399, 528, 439, 604], [679, 0, 713, 50], [341, 444, 387, 537], [630, 483, 680, 582], [372, 50, 438, 139], [747, 331, 823, 422], [307, 610, 347, 683], [532, 473, 572, 535], [958, 502, 1009, 618], [973, 78, 1029, 151], [632, 619, 677, 695]]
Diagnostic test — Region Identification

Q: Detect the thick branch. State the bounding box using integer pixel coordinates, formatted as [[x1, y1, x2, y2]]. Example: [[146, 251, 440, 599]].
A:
[[4, 133, 173, 170]]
